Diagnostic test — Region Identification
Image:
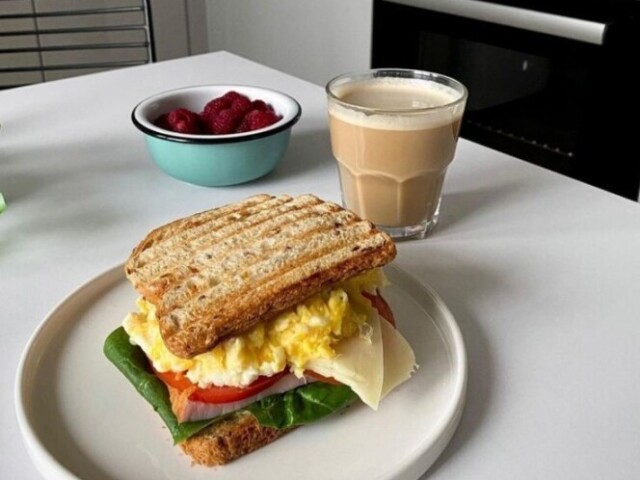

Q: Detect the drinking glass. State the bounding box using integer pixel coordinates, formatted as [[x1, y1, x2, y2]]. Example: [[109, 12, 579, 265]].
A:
[[326, 69, 467, 239]]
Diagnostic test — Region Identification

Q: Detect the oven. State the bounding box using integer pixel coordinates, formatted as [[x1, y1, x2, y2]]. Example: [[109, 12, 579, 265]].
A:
[[372, 0, 640, 199]]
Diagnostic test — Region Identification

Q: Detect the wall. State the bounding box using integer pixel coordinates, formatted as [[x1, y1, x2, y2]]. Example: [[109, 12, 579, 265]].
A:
[[151, 0, 209, 61], [205, 0, 373, 86]]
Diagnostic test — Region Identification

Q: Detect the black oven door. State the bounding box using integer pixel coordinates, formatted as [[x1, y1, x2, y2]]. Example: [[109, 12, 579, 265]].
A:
[[372, 0, 640, 199]]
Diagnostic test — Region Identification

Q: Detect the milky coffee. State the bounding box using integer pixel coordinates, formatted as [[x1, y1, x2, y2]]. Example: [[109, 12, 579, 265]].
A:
[[328, 77, 464, 231]]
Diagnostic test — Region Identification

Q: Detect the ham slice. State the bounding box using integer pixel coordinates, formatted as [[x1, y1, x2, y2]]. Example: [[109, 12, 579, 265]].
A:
[[168, 374, 312, 422]]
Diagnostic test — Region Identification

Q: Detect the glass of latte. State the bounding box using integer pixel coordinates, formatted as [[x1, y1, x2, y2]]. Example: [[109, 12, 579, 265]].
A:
[[326, 69, 467, 239]]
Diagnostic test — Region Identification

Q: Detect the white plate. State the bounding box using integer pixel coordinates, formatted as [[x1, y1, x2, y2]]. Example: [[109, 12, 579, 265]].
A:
[[16, 264, 467, 480]]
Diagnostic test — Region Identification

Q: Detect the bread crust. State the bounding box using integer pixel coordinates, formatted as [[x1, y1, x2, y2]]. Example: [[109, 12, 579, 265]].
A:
[[180, 411, 293, 466], [126, 194, 396, 358], [167, 385, 292, 466]]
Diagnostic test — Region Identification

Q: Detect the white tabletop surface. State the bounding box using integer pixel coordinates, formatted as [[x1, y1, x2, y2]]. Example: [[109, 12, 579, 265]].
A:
[[2, 51, 640, 480]]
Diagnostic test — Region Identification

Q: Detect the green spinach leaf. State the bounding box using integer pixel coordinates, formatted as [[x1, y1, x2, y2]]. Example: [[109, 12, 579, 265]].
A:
[[103, 327, 215, 443], [245, 382, 359, 428]]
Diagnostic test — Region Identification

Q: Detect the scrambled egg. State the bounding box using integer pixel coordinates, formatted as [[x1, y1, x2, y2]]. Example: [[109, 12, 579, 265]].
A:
[[123, 269, 386, 388]]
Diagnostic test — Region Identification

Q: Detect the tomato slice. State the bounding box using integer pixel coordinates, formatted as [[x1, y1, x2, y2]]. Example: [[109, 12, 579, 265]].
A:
[[189, 371, 287, 404], [154, 367, 287, 404], [154, 369, 194, 390], [362, 290, 396, 327]]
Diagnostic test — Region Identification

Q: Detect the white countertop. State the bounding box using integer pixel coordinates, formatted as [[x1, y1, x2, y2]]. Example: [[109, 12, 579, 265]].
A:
[[2, 51, 640, 479]]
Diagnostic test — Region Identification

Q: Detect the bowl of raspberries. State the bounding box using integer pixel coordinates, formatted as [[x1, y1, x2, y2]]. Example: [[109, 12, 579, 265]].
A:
[[132, 85, 301, 186]]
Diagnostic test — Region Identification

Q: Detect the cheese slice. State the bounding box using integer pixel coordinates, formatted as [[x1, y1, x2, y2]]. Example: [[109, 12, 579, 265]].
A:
[[306, 311, 416, 410], [306, 310, 384, 409], [380, 316, 417, 399]]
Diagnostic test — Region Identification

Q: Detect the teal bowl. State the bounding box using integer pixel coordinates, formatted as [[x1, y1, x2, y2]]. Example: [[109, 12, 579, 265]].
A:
[[132, 85, 301, 187]]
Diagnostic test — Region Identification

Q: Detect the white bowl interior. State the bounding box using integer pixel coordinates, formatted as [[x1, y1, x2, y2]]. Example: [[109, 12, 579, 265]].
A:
[[134, 85, 300, 140]]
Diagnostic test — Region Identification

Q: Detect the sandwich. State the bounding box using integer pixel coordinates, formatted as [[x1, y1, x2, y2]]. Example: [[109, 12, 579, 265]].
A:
[[104, 194, 416, 466]]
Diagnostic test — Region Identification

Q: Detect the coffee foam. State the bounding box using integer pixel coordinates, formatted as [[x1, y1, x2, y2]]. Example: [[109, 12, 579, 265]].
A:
[[328, 77, 464, 130]]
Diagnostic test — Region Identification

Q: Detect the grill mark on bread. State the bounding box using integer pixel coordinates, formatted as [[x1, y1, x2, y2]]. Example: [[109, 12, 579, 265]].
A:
[[125, 194, 396, 358], [130, 195, 322, 289], [161, 225, 391, 357], [131, 195, 294, 274], [138, 198, 337, 300], [138, 196, 290, 267], [158, 209, 358, 311], [127, 195, 272, 275], [165, 221, 371, 320]]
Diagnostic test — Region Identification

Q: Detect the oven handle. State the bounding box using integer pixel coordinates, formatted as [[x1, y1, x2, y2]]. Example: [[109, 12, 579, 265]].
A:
[[384, 0, 606, 45]]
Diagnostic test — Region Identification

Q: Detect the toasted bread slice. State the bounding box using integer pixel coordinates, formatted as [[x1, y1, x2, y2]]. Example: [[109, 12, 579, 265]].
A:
[[180, 410, 293, 466], [125, 194, 396, 358], [168, 385, 292, 466]]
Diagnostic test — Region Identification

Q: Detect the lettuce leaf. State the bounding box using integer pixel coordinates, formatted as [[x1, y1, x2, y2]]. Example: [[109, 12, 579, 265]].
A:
[[103, 327, 215, 443], [246, 382, 358, 428], [103, 327, 358, 442]]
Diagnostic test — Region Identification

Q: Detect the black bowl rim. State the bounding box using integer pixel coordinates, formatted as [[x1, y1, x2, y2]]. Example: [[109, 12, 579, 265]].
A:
[[131, 86, 302, 144]]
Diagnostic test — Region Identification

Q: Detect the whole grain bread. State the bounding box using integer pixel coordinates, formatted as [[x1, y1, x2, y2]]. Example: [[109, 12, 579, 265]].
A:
[[125, 194, 396, 358], [166, 382, 292, 466], [180, 410, 293, 466]]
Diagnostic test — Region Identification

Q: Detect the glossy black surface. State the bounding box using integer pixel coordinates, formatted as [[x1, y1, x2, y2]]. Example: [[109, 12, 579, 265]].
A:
[[373, 0, 640, 198]]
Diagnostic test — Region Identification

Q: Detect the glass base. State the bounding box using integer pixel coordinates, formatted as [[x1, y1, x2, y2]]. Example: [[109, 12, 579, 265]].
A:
[[378, 215, 438, 241], [340, 194, 442, 241], [374, 196, 442, 241]]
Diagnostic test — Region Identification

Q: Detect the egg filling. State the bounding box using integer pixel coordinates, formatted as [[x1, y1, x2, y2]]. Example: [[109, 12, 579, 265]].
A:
[[123, 269, 387, 388]]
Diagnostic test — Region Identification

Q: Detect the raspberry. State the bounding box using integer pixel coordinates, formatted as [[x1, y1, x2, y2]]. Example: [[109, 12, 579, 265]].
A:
[[222, 91, 245, 103], [209, 108, 244, 134], [230, 95, 252, 114], [236, 115, 252, 133], [154, 113, 171, 131], [202, 97, 230, 121], [166, 108, 202, 134], [251, 100, 272, 112], [162, 92, 278, 135], [238, 109, 281, 132]]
